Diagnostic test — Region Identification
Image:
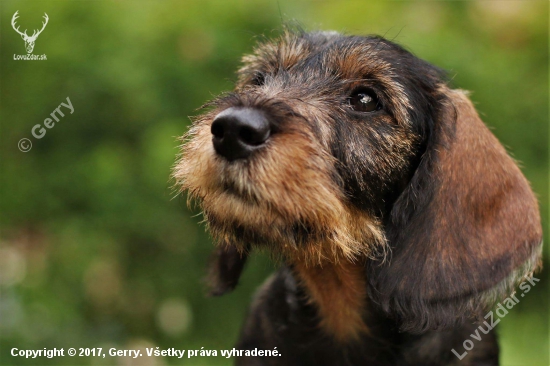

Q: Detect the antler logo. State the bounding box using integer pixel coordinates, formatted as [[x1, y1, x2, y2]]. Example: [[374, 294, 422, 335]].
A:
[[11, 11, 49, 54]]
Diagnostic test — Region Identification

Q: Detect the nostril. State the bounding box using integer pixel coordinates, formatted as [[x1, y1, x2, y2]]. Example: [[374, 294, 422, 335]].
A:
[[239, 126, 270, 146], [211, 121, 225, 139]]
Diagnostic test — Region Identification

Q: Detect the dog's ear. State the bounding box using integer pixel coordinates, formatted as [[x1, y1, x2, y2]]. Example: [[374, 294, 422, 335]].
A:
[[207, 245, 249, 296], [369, 89, 542, 333]]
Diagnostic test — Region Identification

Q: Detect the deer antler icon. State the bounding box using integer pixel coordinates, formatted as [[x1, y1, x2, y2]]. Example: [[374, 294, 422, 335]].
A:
[[11, 11, 49, 54]]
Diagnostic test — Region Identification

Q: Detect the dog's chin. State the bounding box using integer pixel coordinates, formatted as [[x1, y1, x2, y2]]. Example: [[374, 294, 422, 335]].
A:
[[201, 181, 302, 245], [205, 204, 303, 253], [197, 182, 387, 265]]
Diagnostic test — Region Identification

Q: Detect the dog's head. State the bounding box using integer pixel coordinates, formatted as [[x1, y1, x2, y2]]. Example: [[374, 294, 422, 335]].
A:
[[173, 31, 542, 332]]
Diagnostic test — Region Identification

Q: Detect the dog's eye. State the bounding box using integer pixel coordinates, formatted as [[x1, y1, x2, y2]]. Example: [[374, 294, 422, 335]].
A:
[[348, 89, 381, 112], [251, 72, 265, 86]]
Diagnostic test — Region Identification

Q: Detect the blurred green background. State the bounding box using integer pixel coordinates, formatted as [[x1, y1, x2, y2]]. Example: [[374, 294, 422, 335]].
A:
[[0, 1, 547, 365]]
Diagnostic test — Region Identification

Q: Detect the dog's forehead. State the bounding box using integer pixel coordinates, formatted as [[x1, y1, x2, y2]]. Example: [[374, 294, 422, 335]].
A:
[[242, 32, 398, 80]]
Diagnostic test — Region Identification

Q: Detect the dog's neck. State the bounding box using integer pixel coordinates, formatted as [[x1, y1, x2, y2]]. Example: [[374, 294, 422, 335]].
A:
[[292, 258, 368, 342]]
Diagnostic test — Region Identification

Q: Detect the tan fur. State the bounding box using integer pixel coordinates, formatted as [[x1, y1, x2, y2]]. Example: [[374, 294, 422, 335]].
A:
[[294, 259, 369, 342], [174, 109, 387, 267]]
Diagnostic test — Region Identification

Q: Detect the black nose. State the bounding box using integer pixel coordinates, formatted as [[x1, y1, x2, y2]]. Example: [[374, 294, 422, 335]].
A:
[[211, 107, 271, 161]]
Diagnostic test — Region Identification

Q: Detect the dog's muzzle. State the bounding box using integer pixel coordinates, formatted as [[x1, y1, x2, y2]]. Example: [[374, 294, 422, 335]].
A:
[[211, 107, 271, 161]]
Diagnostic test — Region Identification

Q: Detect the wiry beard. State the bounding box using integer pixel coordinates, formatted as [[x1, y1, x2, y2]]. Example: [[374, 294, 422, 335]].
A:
[[173, 111, 387, 266]]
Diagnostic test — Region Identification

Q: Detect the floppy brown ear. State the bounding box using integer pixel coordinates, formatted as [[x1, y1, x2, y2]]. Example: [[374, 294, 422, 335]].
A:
[[369, 89, 542, 333], [207, 245, 249, 296]]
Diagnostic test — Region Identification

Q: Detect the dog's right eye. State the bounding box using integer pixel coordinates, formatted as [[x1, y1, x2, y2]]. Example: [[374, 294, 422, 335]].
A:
[[251, 72, 265, 86], [348, 88, 381, 112]]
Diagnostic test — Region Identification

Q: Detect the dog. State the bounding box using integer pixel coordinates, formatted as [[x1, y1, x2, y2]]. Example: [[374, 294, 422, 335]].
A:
[[173, 30, 542, 365]]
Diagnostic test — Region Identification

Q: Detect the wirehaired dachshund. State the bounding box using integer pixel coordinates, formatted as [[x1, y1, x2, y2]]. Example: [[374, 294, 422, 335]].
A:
[[173, 30, 542, 366]]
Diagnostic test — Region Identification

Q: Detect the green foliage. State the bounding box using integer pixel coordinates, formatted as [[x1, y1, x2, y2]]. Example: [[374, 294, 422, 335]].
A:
[[0, 1, 547, 365]]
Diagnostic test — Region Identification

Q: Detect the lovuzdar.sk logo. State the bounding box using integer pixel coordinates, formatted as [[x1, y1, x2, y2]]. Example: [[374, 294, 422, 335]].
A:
[[12, 10, 48, 61]]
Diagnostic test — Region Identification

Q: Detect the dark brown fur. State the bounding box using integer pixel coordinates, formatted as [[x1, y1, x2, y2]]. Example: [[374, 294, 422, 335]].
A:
[[173, 30, 542, 365]]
